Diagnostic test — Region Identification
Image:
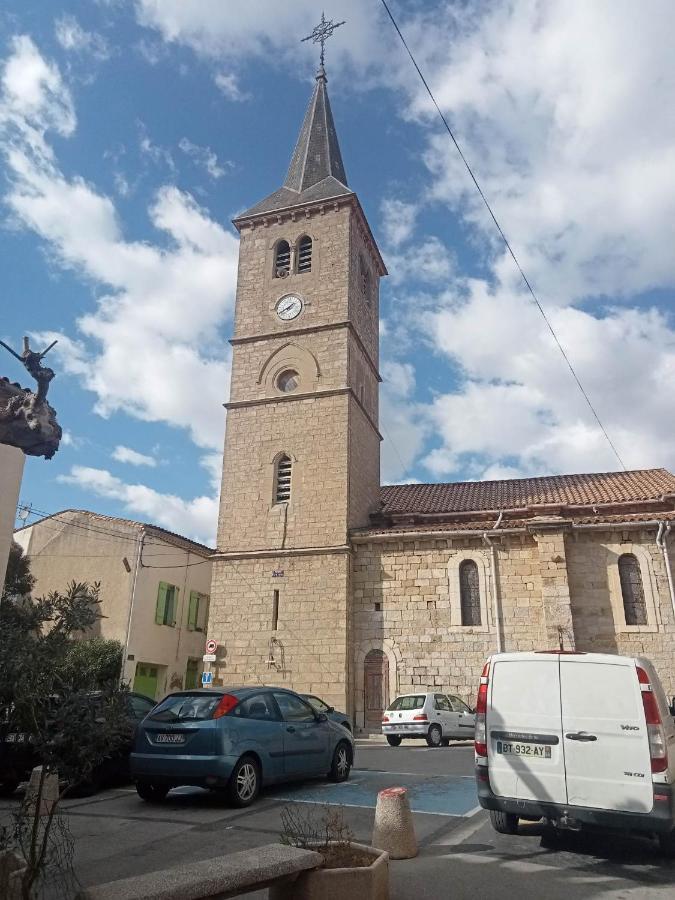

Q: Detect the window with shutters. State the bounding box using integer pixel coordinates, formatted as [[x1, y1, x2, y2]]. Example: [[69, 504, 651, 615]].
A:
[[297, 236, 312, 273], [274, 454, 292, 503], [274, 240, 291, 277], [155, 582, 178, 627], [459, 560, 481, 626], [187, 591, 209, 632], [618, 553, 647, 625]]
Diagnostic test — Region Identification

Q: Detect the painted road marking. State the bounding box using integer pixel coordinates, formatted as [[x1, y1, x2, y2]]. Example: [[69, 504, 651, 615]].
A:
[[271, 770, 478, 817]]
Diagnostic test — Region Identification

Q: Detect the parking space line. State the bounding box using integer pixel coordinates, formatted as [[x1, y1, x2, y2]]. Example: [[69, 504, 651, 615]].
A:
[[270, 796, 463, 817]]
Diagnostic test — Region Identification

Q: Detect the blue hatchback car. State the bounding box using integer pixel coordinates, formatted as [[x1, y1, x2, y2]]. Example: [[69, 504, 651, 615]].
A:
[[131, 687, 355, 806]]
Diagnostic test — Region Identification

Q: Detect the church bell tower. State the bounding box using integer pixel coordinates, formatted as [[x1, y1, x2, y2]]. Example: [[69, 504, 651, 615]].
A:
[[210, 56, 386, 712]]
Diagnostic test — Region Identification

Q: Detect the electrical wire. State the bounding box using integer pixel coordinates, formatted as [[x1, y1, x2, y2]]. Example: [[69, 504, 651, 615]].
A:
[[379, 0, 626, 471]]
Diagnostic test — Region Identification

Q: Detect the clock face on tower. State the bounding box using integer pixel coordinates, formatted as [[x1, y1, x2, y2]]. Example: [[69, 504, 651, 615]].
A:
[[275, 294, 303, 321]]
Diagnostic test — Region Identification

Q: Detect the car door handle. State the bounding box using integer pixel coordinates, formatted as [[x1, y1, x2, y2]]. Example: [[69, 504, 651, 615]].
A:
[[565, 732, 597, 742]]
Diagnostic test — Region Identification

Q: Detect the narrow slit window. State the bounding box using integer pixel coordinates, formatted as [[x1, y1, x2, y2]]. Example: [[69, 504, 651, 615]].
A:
[[274, 454, 292, 503], [459, 559, 481, 626], [274, 240, 291, 277], [297, 236, 312, 273], [272, 590, 279, 631], [618, 553, 647, 625]]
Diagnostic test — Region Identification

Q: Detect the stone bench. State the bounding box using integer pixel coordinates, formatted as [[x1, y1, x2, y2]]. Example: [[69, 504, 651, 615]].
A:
[[76, 844, 323, 900]]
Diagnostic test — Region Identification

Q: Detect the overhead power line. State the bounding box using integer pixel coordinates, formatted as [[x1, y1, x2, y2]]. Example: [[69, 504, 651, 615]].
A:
[[379, 0, 626, 471]]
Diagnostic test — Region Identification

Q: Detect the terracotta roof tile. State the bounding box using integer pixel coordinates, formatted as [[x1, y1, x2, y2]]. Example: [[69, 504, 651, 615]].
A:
[[379, 469, 675, 516]]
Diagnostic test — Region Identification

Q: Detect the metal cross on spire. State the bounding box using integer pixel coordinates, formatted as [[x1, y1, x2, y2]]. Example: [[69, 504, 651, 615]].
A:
[[301, 11, 346, 68]]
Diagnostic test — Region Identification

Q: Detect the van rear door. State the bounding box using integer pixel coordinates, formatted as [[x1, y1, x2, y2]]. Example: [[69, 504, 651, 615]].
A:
[[560, 657, 652, 812], [488, 656, 567, 803]]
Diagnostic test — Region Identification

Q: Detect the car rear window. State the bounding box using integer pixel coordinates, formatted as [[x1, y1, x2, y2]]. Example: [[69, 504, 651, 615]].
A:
[[149, 693, 224, 722], [388, 695, 426, 711]]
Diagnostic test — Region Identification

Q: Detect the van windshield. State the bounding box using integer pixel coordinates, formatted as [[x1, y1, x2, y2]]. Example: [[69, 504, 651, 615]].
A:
[[149, 693, 223, 723], [388, 695, 425, 711]]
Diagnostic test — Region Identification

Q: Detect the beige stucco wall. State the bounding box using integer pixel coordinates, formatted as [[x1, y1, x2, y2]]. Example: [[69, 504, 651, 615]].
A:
[[0, 444, 24, 590], [14, 512, 213, 700]]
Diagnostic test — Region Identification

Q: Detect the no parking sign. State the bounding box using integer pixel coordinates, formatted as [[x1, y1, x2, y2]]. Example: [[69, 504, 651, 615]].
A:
[[205, 638, 218, 654]]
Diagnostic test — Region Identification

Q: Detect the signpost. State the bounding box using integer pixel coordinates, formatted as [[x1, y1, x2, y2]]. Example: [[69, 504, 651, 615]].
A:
[[202, 639, 218, 687], [205, 639, 218, 654], [201, 671, 214, 686], [203, 653, 216, 663]]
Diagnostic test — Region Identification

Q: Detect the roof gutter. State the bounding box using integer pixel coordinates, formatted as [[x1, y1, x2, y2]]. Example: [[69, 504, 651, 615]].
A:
[[483, 512, 504, 653], [656, 522, 675, 626]]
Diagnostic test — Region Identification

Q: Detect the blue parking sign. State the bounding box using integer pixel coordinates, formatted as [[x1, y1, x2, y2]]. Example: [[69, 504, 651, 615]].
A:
[[201, 671, 213, 686]]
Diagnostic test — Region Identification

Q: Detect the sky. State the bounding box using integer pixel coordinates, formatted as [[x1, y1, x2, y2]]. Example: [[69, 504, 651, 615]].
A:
[[1, 1, 674, 548]]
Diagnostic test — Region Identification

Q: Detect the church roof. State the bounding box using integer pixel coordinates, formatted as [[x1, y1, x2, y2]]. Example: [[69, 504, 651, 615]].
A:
[[235, 67, 353, 220], [379, 469, 675, 516]]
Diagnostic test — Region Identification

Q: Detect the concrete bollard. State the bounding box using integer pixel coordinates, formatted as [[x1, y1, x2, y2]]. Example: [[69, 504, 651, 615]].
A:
[[372, 787, 418, 860], [25, 766, 59, 817]]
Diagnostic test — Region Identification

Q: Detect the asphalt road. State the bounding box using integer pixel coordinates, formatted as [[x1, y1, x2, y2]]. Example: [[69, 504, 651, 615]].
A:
[[1, 739, 673, 898]]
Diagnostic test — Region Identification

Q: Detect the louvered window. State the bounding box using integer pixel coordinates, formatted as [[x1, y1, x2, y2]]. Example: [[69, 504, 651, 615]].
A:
[[360, 255, 371, 302], [274, 455, 292, 503], [459, 560, 481, 626], [619, 553, 647, 625], [297, 236, 312, 273], [274, 240, 291, 277]]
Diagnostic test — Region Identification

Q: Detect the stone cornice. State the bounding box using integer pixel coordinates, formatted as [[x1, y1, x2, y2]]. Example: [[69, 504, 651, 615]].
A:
[[211, 545, 352, 561], [224, 387, 383, 441]]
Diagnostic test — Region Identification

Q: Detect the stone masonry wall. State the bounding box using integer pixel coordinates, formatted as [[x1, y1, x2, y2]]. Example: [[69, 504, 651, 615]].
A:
[[567, 527, 675, 695], [209, 552, 351, 712]]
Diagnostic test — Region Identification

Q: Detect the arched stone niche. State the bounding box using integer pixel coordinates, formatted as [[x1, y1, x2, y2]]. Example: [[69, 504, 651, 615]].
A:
[[258, 343, 321, 397]]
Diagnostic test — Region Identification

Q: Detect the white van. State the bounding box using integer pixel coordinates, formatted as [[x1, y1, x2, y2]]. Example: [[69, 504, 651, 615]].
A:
[[474, 651, 675, 855]]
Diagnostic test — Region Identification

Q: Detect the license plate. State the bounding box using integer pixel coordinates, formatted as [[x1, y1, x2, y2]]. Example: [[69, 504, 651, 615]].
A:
[[6, 733, 28, 743], [154, 733, 186, 744], [497, 741, 551, 758]]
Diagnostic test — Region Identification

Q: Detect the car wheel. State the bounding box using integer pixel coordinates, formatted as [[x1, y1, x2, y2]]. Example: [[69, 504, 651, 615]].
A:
[[0, 779, 19, 798], [658, 828, 675, 859], [341, 721, 352, 732], [489, 809, 519, 835], [136, 781, 169, 803], [441, 738, 451, 747], [386, 735, 402, 747], [328, 742, 352, 782], [426, 724, 443, 748], [227, 756, 260, 808]]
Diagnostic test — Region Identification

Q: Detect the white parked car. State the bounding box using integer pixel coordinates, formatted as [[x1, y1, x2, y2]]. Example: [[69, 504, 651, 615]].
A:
[[382, 692, 476, 747], [474, 651, 675, 856]]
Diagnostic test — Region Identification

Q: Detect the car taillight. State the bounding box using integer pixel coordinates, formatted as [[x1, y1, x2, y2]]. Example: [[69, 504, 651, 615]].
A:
[[413, 713, 428, 721], [475, 661, 490, 758], [382, 715, 390, 723], [637, 666, 668, 774], [212, 694, 239, 719]]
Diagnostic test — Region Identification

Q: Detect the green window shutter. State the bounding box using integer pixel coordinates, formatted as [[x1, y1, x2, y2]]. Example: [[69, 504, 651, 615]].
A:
[[155, 582, 168, 625], [187, 592, 199, 631], [167, 586, 178, 626]]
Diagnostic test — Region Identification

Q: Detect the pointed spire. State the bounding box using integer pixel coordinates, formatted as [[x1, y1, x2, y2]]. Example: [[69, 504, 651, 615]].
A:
[[283, 66, 348, 193]]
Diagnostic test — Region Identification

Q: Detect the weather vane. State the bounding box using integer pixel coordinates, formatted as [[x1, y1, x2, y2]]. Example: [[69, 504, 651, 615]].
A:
[[301, 11, 346, 68]]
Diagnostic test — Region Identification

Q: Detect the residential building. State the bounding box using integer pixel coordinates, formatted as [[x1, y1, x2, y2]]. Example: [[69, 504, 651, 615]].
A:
[[208, 60, 675, 730], [14, 509, 212, 700]]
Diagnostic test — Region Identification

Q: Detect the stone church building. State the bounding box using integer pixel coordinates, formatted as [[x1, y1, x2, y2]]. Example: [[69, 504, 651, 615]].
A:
[[210, 65, 675, 730]]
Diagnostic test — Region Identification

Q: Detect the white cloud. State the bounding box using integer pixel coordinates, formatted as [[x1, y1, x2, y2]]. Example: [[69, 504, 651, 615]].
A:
[[58, 465, 217, 545], [112, 445, 157, 467], [380, 360, 428, 484], [1, 39, 238, 453], [386, 236, 454, 287], [380, 198, 418, 248], [137, 121, 175, 172], [178, 137, 230, 180], [55, 15, 110, 61], [213, 72, 249, 102]]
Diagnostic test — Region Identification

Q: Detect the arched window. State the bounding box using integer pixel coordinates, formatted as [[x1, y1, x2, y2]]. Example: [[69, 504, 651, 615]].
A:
[[297, 236, 312, 273], [274, 455, 292, 503], [459, 559, 481, 626], [618, 553, 647, 625], [274, 240, 291, 277]]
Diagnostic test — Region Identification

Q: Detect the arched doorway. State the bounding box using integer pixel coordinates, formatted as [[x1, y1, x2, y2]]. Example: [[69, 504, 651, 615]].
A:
[[364, 649, 389, 728]]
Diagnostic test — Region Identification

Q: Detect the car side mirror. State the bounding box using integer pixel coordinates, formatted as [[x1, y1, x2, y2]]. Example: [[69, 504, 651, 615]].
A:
[[316, 713, 328, 723], [326, 706, 335, 713]]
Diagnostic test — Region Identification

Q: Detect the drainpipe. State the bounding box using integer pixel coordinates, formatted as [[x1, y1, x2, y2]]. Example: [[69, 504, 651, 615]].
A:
[[122, 530, 145, 686], [656, 522, 675, 626], [483, 511, 504, 654]]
